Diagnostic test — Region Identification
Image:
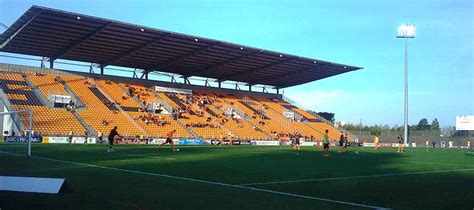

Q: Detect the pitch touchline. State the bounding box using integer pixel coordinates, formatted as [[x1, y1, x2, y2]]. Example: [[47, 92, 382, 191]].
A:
[[402, 161, 474, 167], [329, 156, 474, 167], [19, 154, 387, 210], [239, 168, 474, 186]]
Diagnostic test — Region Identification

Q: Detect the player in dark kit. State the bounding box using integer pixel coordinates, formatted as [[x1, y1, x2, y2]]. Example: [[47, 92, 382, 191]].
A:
[[338, 133, 345, 153], [344, 133, 349, 149], [107, 126, 122, 152], [293, 132, 301, 155], [159, 129, 177, 151]]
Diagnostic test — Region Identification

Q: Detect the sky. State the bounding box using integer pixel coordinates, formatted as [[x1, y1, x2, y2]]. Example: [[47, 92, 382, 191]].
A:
[[0, 0, 472, 127]]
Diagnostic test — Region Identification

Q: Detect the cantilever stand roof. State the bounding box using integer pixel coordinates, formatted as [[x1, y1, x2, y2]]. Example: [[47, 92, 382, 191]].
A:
[[0, 6, 362, 88]]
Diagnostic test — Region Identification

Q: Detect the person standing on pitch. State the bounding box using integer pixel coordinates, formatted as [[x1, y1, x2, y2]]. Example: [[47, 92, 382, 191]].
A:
[[227, 134, 233, 146], [68, 130, 73, 144], [344, 133, 349, 149], [289, 133, 295, 149], [98, 131, 103, 144], [338, 133, 345, 153], [425, 138, 430, 151], [159, 129, 177, 151], [219, 132, 224, 146], [322, 129, 330, 156], [397, 135, 404, 153], [107, 126, 122, 152], [374, 135, 380, 150], [84, 129, 89, 145], [294, 132, 301, 155]]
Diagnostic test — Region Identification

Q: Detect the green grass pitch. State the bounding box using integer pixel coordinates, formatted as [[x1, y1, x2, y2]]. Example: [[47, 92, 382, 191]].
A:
[[0, 144, 473, 210]]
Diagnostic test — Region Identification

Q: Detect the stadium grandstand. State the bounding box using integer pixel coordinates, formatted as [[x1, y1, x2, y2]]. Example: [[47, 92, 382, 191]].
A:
[[0, 5, 361, 142]]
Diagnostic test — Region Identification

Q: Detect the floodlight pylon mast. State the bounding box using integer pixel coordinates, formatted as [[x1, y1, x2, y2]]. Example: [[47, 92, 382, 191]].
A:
[[397, 24, 416, 145], [404, 37, 408, 145]]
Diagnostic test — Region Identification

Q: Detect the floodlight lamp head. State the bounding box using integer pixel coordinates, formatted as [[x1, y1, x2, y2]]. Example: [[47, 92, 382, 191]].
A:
[[397, 24, 416, 38]]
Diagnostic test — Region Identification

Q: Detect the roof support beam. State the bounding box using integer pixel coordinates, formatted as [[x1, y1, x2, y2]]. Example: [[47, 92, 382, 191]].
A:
[[100, 33, 171, 68], [40, 57, 49, 68], [139, 70, 149, 79], [51, 22, 112, 60], [188, 50, 262, 76], [183, 76, 191, 85], [89, 63, 94, 73], [133, 69, 138, 79], [148, 42, 220, 71], [220, 57, 297, 81], [49, 58, 55, 69], [0, 10, 41, 48]]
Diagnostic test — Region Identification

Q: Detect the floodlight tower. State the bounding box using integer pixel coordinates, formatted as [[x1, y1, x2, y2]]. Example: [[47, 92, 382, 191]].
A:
[[397, 24, 416, 145]]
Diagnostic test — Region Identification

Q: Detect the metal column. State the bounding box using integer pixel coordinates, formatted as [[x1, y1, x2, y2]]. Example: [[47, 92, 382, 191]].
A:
[[403, 38, 409, 145]]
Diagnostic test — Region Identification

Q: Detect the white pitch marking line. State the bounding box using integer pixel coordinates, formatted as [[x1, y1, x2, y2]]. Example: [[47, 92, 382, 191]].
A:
[[239, 168, 474, 186], [402, 161, 474, 167], [328, 156, 474, 167], [19, 155, 387, 210]]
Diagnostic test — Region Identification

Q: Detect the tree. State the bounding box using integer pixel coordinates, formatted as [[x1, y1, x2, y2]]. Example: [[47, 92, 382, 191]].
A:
[[417, 118, 430, 130], [431, 118, 440, 130], [316, 112, 335, 123]]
